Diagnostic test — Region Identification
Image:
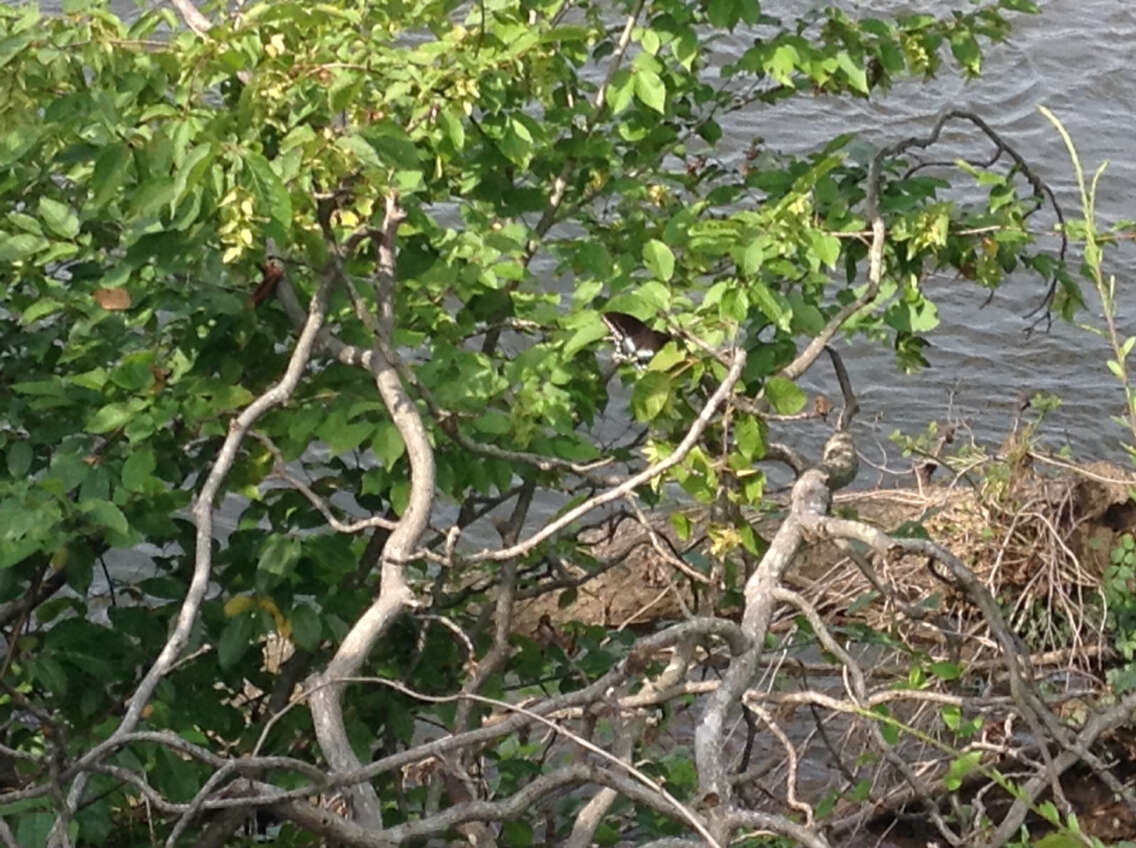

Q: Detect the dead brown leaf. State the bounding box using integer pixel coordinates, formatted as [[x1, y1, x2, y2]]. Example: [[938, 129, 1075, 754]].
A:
[[93, 287, 131, 310]]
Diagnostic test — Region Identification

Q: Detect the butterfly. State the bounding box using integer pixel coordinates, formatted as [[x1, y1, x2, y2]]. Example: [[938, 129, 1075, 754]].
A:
[[601, 312, 673, 365]]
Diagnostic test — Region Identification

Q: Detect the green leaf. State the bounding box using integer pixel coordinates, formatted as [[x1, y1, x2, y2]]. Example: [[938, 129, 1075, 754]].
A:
[[390, 479, 409, 516], [439, 107, 465, 149], [735, 415, 765, 461], [940, 705, 961, 731], [834, 51, 869, 94], [0, 232, 47, 261], [12, 379, 68, 396], [943, 750, 982, 791], [607, 68, 635, 113], [195, 381, 253, 414], [671, 512, 691, 540], [499, 117, 534, 167], [631, 372, 670, 422], [361, 122, 420, 170], [766, 44, 799, 86], [317, 412, 373, 456], [290, 604, 321, 652], [635, 280, 672, 311], [562, 312, 608, 359], [741, 241, 764, 275], [77, 499, 129, 535], [875, 706, 899, 745], [0, 30, 35, 71], [371, 422, 405, 470], [642, 239, 675, 282], [110, 352, 156, 392], [540, 25, 591, 43], [20, 298, 65, 325], [1033, 835, 1086, 848], [170, 143, 213, 209], [31, 656, 69, 696], [121, 449, 156, 492], [672, 29, 697, 70], [257, 534, 302, 578], [638, 28, 660, 56], [707, 0, 737, 29], [719, 287, 748, 322], [501, 820, 533, 848], [950, 32, 981, 74], [474, 410, 511, 435], [86, 401, 142, 434], [646, 342, 684, 372], [764, 376, 806, 414], [929, 660, 961, 680], [130, 178, 176, 219], [1037, 801, 1061, 825], [337, 133, 383, 169], [38, 197, 79, 239], [877, 37, 905, 74], [809, 231, 841, 269], [634, 69, 666, 113], [752, 283, 792, 332], [394, 169, 423, 191], [217, 612, 254, 670], [244, 151, 292, 238], [8, 212, 42, 235], [90, 142, 131, 209], [7, 441, 32, 478]]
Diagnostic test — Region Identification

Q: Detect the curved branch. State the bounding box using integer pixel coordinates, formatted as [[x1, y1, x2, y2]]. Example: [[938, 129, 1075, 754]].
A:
[[340, 676, 719, 847], [169, 0, 211, 35], [308, 193, 434, 829]]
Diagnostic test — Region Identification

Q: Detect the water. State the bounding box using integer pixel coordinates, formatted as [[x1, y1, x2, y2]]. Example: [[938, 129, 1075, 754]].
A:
[[734, 1, 1136, 461]]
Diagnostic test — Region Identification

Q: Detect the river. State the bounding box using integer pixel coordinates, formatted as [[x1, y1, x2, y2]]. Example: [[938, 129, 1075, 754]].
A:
[[742, 0, 1136, 462]]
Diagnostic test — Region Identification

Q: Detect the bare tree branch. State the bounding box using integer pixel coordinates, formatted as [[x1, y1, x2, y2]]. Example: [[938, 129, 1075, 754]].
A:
[[308, 193, 434, 829], [168, 0, 211, 35]]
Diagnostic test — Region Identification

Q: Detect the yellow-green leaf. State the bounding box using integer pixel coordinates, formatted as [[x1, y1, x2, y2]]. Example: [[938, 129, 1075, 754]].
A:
[[634, 69, 666, 113], [642, 239, 675, 282], [38, 197, 79, 239], [631, 371, 671, 422], [765, 376, 806, 414]]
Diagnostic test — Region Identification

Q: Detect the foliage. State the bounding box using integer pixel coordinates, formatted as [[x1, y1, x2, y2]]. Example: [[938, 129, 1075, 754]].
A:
[[1104, 533, 1136, 690], [1043, 108, 1136, 698], [2, 0, 1107, 845]]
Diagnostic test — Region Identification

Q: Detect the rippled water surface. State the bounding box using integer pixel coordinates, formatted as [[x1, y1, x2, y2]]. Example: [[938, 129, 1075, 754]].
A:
[[742, 1, 1136, 460]]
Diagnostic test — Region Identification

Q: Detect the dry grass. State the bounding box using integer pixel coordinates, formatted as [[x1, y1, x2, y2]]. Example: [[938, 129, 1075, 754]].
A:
[[517, 457, 1136, 676]]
